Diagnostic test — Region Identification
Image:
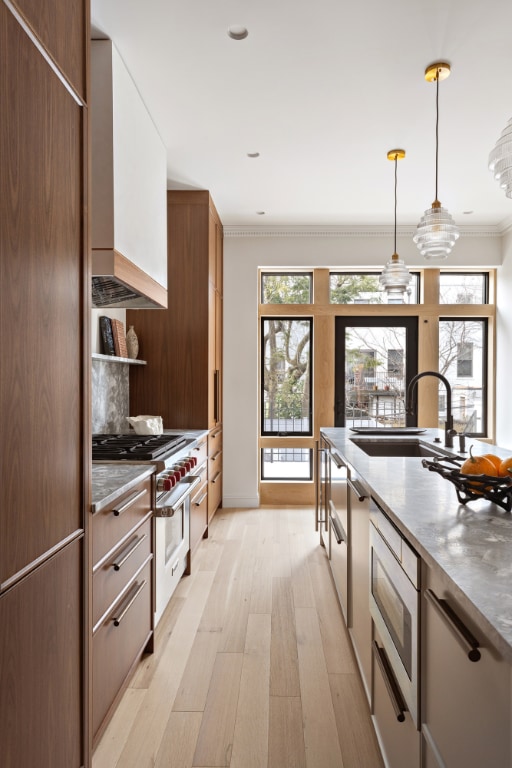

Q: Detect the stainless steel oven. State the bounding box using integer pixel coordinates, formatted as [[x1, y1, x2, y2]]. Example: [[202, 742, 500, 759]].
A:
[[92, 431, 202, 626], [370, 499, 420, 727], [154, 475, 200, 624]]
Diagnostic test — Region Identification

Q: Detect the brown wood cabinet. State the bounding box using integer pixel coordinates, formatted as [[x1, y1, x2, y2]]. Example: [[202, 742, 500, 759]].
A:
[[128, 189, 223, 523], [92, 475, 154, 746], [0, 2, 88, 765]]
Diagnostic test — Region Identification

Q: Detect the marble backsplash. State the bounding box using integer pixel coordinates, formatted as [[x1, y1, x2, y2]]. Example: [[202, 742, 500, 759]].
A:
[[92, 358, 129, 434]]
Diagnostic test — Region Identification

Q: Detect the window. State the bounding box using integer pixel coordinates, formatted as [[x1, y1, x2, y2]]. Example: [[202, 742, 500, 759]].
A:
[[261, 448, 312, 481], [439, 318, 487, 435], [439, 273, 488, 304], [261, 272, 312, 304], [387, 349, 404, 377], [261, 317, 312, 435], [330, 272, 420, 304], [457, 342, 473, 377]]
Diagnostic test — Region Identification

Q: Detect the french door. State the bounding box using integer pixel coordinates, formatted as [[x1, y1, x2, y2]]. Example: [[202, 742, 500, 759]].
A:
[[334, 316, 418, 428]]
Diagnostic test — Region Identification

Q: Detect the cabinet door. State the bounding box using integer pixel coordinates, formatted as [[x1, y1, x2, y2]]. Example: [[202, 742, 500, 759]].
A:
[[0, 3, 83, 588], [422, 566, 511, 768], [12, 0, 87, 97], [0, 540, 83, 767], [348, 475, 372, 702]]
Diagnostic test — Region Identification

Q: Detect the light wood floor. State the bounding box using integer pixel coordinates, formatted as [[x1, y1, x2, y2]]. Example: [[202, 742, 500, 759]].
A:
[[92, 506, 384, 768]]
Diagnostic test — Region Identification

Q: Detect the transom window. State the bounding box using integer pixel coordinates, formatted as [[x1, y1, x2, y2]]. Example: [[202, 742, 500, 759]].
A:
[[261, 272, 312, 304], [329, 272, 420, 304], [439, 273, 488, 304]]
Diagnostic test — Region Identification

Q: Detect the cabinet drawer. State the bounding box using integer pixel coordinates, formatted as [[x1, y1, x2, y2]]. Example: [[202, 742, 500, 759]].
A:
[[190, 475, 208, 552], [191, 437, 208, 469], [92, 518, 152, 627], [208, 427, 222, 455], [208, 468, 222, 521], [92, 478, 152, 567], [92, 558, 152, 741]]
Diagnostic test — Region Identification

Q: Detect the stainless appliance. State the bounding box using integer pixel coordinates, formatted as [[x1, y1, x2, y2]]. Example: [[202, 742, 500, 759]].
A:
[[369, 498, 420, 727], [92, 432, 202, 624]]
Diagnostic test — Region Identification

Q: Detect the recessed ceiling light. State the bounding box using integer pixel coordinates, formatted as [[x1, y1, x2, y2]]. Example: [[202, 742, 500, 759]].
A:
[[256, 211, 265, 215], [228, 26, 248, 40], [462, 210, 474, 215], [247, 152, 260, 158]]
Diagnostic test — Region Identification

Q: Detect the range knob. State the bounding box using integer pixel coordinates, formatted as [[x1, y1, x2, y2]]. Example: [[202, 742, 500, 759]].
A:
[[157, 477, 173, 492]]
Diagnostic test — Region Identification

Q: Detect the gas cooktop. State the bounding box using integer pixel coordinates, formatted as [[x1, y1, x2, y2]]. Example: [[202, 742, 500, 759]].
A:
[[92, 433, 187, 461]]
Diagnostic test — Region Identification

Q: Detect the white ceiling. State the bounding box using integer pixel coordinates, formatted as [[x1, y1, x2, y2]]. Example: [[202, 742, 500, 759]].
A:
[[91, 0, 512, 231]]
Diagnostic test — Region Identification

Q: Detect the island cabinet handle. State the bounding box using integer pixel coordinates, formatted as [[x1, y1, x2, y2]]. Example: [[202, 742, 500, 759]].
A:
[[331, 451, 346, 469], [111, 579, 147, 626], [193, 491, 208, 507], [112, 488, 147, 517], [373, 641, 407, 723], [347, 478, 368, 501], [425, 588, 481, 662], [315, 441, 328, 531], [112, 533, 147, 571], [329, 509, 344, 545]]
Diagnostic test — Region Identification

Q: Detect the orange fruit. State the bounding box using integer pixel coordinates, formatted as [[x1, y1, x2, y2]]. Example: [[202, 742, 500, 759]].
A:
[[460, 447, 498, 477], [482, 453, 502, 473], [498, 457, 512, 478], [460, 447, 498, 495]]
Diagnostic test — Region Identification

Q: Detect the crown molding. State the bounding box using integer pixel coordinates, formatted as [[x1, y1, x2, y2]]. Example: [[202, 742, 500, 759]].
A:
[[223, 223, 504, 239]]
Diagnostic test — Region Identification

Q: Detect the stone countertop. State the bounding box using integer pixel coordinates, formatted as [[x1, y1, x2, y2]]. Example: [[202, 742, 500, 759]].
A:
[[91, 463, 155, 514], [321, 427, 512, 662]]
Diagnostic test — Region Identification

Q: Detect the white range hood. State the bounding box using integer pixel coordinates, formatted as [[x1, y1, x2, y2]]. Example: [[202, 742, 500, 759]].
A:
[[91, 39, 167, 309]]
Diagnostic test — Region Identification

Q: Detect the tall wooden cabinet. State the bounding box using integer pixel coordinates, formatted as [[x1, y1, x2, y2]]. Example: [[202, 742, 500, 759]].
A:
[[128, 190, 223, 545], [0, 1, 89, 765]]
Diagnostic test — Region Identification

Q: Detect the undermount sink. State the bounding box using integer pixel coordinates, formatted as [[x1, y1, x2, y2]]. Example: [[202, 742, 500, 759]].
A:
[[350, 436, 455, 458]]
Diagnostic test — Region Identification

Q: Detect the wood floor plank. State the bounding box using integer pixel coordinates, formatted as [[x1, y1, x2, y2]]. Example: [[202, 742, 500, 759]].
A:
[[131, 594, 186, 690], [268, 696, 306, 768], [329, 673, 385, 768], [113, 570, 215, 768], [270, 577, 301, 697], [295, 606, 345, 768], [192, 652, 244, 767], [230, 613, 271, 768], [249, 555, 273, 614], [308, 546, 357, 675], [92, 688, 145, 768], [154, 711, 203, 768], [172, 629, 220, 712]]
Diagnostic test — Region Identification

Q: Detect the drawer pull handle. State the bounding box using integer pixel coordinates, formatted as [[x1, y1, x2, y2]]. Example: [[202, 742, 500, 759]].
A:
[[112, 489, 147, 517], [111, 580, 146, 626], [210, 450, 222, 462], [348, 478, 368, 501], [331, 451, 346, 469], [329, 512, 344, 544], [171, 558, 180, 576], [373, 641, 407, 723], [425, 589, 481, 662], [112, 533, 147, 571], [194, 491, 208, 506], [211, 471, 221, 484]]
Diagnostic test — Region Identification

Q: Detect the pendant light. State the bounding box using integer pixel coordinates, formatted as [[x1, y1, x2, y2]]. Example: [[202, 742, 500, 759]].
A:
[[488, 116, 512, 197], [413, 62, 459, 260], [379, 149, 412, 304]]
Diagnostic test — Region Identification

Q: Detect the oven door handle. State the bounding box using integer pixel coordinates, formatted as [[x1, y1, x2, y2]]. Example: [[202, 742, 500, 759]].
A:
[[155, 475, 201, 517], [373, 641, 407, 723]]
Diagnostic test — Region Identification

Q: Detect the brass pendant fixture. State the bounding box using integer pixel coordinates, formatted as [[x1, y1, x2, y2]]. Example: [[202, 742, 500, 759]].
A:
[[379, 149, 412, 304], [413, 62, 459, 260]]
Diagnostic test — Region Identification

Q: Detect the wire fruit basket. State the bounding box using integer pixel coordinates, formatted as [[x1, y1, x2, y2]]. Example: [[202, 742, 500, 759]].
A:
[[422, 456, 512, 512]]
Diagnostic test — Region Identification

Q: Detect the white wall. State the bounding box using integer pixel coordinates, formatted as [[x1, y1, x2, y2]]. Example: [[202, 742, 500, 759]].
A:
[[496, 228, 512, 448], [223, 228, 504, 507]]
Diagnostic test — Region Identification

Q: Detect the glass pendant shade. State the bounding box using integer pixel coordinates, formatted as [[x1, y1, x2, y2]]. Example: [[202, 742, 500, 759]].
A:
[[415, 62, 459, 259], [379, 253, 411, 303], [413, 201, 459, 259], [488, 116, 512, 198]]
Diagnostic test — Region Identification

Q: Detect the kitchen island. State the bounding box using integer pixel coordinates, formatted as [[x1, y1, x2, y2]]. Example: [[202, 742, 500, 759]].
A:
[[320, 427, 512, 768]]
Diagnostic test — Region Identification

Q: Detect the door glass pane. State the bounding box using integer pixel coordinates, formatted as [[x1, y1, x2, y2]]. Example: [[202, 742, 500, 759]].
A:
[[439, 319, 487, 435], [261, 318, 312, 435], [345, 325, 408, 428]]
